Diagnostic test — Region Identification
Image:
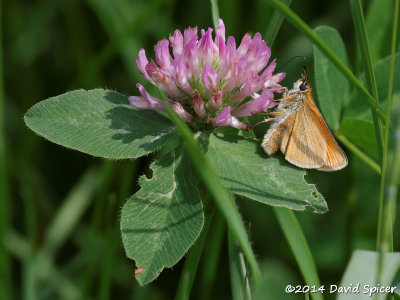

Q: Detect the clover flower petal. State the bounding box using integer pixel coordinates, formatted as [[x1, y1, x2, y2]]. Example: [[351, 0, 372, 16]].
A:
[[169, 30, 183, 57], [212, 106, 232, 126], [192, 92, 207, 118], [136, 49, 152, 83], [233, 89, 276, 117], [198, 28, 219, 66], [129, 83, 165, 111], [202, 64, 219, 93], [170, 100, 193, 122], [183, 39, 200, 80], [212, 106, 250, 130], [171, 56, 192, 94], [210, 89, 223, 109], [215, 19, 226, 43], [183, 26, 198, 46], [154, 39, 172, 70]]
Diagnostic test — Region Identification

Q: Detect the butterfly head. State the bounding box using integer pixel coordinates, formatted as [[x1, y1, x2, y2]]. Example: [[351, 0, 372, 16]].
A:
[[286, 67, 311, 98]]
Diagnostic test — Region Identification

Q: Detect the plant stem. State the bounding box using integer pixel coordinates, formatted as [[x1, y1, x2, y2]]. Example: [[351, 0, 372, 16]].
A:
[[4, 230, 82, 299], [160, 95, 262, 286], [274, 207, 323, 300], [349, 0, 384, 162], [175, 207, 214, 300], [336, 133, 380, 174], [42, 167, 99, 258], [0, 0, 12, 297], [264, 0, 292, 46], [210, 0, 220, 30], [199, 211, 225, 300], [228, 229, 252, 300], [377, 0, 399, 254], [21, 185, 38, 300], [79, 161, 115, 296]]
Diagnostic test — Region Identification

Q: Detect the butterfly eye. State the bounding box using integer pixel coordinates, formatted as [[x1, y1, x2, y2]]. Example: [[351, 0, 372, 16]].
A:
[[299, 83, 308, 91]]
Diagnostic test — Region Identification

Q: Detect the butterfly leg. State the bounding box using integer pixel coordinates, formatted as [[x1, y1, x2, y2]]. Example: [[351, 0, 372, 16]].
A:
[[274, 86, 289, 93], [251, 111, 286, 127], [256, 111, 286, 116], [252, 118, 274, 127], [273, 93, 298, 102]]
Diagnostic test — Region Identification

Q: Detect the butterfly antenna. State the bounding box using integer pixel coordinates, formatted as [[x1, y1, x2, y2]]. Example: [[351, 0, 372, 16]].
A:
[[276, 56, 307, 72], [302, 65, 309, 83]]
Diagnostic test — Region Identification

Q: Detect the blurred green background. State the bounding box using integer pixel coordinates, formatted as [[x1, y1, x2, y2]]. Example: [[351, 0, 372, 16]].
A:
[[1, 0, 398, 299]]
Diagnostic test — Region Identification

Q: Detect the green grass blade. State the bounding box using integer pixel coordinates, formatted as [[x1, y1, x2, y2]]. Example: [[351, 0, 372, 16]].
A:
[[338, 250, 400, 300], [349, 0, 383, 161], [264, 0, 292, 46], [210, 0, 220, 30], [263, 0, 387, 125], [23, 259, 37, 300], [0, 0, 12, 297], [336, 133, 381, 174], [3, 230, 82, 299], [42, 167, 99, 258], [378, 0, 399, 271], [228, 229, 251, 300], [365, 0, 393, 64], [75, 0, 168, 87], [79, 161, 116, 296], [86, 0, 168, 84], [160, 97, 262, 286], [98, 194, 119, 300], [175, 208, 214, 300], [382, 107, 400, 251], [273, 207, 323, 300], [20, 185, 38, 300], [199, 211, 226, 300]]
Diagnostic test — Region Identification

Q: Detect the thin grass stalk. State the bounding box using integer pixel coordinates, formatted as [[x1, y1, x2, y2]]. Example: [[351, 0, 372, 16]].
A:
[[75, 0, 168, 87], [376, 1, 400, 286], [175, 207, 214, 300], [228, 229, 251, 300], [4, 230, 82, 299], [349, 0, 389, 252], [79, 161, 115, 297], [42, 167, 99, 258], [98, 194, 118, 300], [349, 0, 384, 161], [376, 0, 399, 252], [86, 0, 170, 85], [336, 134, 380, 174], [263, 0, 387, 124], [273, 207, 323, 300], [264, 0, 292, 46], [21, 186, 38, 300], [376, 104, 400, 300], [159, 95, 262, 286], [0, 0, 12, 296], [210, 0, 220, 30], [199, 211, 225, 300]]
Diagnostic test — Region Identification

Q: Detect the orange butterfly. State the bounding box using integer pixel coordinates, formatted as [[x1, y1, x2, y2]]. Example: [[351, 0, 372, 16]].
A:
[[261, 69, 347, 171]]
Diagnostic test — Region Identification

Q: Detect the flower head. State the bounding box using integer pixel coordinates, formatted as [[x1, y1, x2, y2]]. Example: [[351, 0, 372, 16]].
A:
[[130, 19, 285, 130]]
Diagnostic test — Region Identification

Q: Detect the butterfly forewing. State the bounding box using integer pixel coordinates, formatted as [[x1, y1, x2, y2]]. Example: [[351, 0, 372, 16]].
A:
[[283, 104, 327, 169], [309, 104, 348, 171]]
